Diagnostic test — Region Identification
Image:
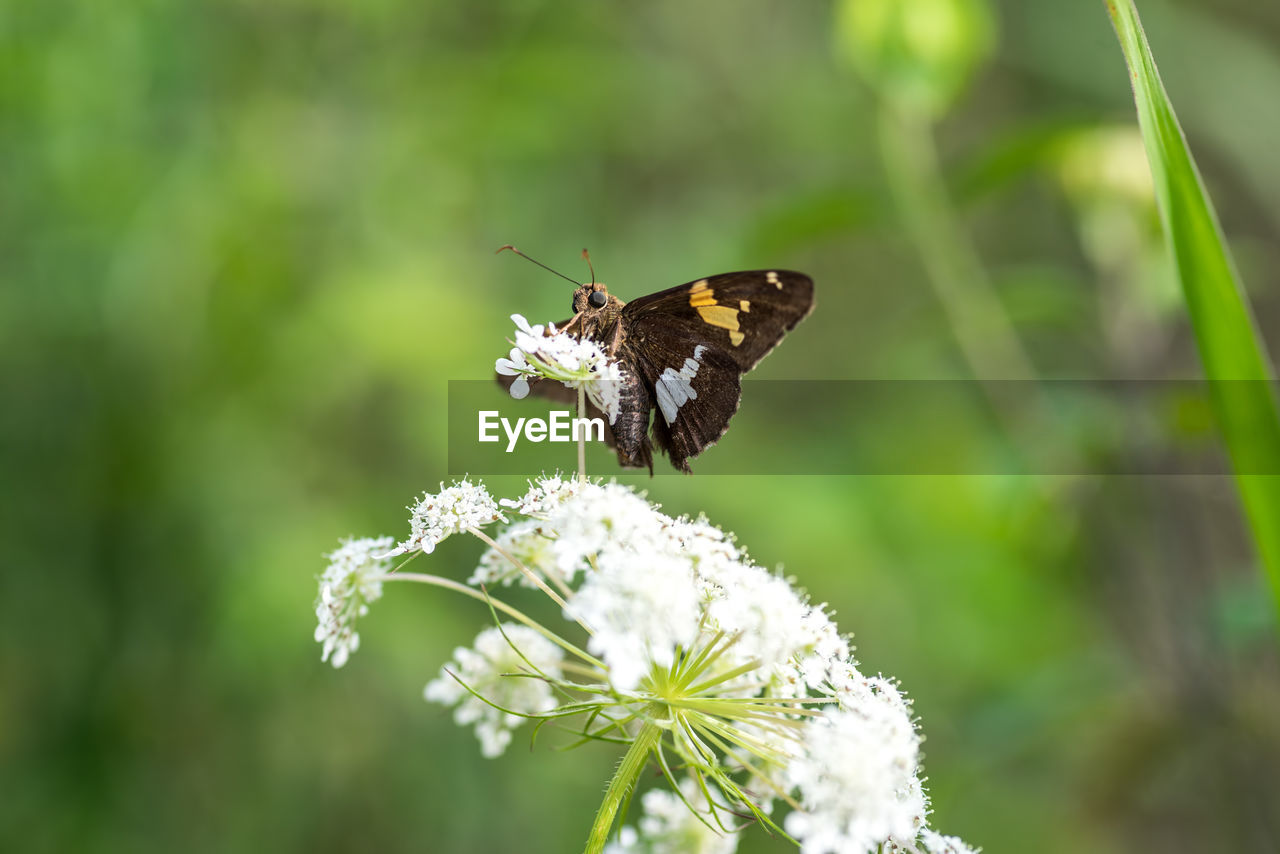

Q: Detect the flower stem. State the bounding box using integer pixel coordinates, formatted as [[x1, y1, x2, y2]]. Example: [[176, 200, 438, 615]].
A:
[[583, 721, 661, 854], [376, 571, 604, 668], [468, 526, 573, 608], [576, 385, 587, 484]]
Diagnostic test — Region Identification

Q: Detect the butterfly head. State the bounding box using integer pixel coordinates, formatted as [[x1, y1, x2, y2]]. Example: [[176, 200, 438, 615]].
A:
[[573, 281, 622, 315]]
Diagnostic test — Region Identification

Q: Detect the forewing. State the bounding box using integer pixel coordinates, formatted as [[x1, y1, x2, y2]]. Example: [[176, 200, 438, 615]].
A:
[[622, 270, 814, 371]]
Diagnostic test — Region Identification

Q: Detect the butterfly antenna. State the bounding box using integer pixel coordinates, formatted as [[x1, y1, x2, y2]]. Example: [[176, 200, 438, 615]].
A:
[[581, 248, 596, 286], [496, 245, 581, 286]]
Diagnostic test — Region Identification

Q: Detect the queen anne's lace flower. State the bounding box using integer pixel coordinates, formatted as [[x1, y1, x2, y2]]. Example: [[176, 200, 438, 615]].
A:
[[664, 516, 743, 566], [494, 314, 626, 422], [783, 679, 924, 853], [545, 482, 667, 577], [726, 568, 810, 678], [567, 546, 703, 692], [313, 536, 394, 668], [385, 479, 504, 557], [319, 478, 977, 854], [499, 472, 590, 517], [424, 623, 564, 758], [647, 514, 851, 699]]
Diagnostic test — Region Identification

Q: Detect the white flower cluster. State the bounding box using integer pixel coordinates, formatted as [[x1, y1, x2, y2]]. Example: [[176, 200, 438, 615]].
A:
[[317, 475, 976, 854], [784, 674, 925, 853], [512, 480, 849, 696], [495, 314, 626, 423], [498, 471, 587, 516], [424, 623, 564, 758], [385, 478, 504, 557], [313, 536, 394, 668]]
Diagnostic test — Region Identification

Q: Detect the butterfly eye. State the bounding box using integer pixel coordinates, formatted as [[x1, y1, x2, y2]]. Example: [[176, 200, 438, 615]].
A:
[[588, 290, 607, 308]]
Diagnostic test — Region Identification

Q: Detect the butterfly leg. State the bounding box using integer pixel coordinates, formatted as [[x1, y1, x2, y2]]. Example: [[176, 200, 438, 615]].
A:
[[558, 313, 584, 336], [605, 321, 626, 358]]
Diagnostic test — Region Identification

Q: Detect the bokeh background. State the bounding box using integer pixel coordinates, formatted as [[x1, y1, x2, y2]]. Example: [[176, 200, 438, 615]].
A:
[[4, 0, 1280, 851]]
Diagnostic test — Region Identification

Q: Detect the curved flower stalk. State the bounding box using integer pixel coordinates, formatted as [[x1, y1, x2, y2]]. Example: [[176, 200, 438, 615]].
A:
[[495, 313, 626, 423], [312, 476, 978, 854]]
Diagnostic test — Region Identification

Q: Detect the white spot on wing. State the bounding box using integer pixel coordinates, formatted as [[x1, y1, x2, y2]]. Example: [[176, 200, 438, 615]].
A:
[[766, 271, 780, 289], [655, 347, 707, 424]]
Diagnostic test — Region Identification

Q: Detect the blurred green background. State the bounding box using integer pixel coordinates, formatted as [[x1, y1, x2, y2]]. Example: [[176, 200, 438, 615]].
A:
[[4, 0, 1280, 851]]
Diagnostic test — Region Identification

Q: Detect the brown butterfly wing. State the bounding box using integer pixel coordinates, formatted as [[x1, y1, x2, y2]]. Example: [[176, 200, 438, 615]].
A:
[[624, 342, 743, 473], [621, 270, 814, 371], [621, 271, 813, 471]]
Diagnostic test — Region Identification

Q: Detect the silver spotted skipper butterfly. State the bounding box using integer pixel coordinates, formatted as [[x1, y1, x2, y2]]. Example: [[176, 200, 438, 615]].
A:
[[497, 247, 814, 473]]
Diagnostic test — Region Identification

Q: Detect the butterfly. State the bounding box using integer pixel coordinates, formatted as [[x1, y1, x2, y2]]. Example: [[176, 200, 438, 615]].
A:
[[497, 248, 815, 473]]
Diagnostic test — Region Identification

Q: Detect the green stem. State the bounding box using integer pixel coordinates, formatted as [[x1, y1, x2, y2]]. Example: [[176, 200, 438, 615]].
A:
[[377, 571, 604, 668], [468, 526, 572, 609], [577, 385, 587, 483], [583, 722, 661, 854]]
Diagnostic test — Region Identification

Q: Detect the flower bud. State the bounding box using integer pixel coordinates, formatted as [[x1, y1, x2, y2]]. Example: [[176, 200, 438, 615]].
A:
[[835, 0, 996, 118]]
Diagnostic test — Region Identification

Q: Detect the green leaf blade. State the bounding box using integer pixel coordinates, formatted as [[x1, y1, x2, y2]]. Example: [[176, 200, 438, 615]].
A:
[[1107, 0, 1280, 619]]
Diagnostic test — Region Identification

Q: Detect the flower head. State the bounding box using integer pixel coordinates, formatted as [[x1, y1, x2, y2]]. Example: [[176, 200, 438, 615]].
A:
[[318, 478, 976, 854], [568, 545, 703, 692], [424, 623, 565, 757], [387, 479, 504, 557], [783, 675, 924, 853], [313, 536, 394, 668], [696, 555, 849, 698], [500, 472, 591, 518], [494, 314, 626, 422], [546, 482, 664, 565]]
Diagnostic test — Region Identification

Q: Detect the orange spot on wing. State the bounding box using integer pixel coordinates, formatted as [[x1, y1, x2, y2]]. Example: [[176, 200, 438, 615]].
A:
[[689, 281, 717, 308], [696, 304, 745, 346]]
